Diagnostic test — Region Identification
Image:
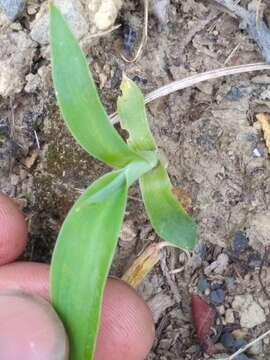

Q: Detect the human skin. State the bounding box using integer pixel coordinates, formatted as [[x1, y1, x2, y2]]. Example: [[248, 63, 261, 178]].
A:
[[0, 193, 155, 359]]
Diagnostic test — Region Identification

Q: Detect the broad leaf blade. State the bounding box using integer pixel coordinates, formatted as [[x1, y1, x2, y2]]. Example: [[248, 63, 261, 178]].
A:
[[117, 77, 156, 152], [49, 4, 139, 168], [140, 163, 197, 250], [51, 171, 128, 359]]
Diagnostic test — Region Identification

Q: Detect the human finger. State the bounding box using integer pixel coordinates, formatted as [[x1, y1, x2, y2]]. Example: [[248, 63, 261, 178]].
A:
[[95, 278, 155, 360], [0, 262, 50, 300], [0, 193, 27, 265], [0, 290, 68, 360]]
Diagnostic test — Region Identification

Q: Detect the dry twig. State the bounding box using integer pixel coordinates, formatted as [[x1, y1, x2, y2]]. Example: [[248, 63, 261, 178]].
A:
[[110, 62, 270, 123]]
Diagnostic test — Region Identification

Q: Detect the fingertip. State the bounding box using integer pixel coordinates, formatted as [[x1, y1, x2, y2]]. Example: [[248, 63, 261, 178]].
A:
[[0, 290, 68, 360], [95, 278, 155, 360], [0, 193, 28, 265]]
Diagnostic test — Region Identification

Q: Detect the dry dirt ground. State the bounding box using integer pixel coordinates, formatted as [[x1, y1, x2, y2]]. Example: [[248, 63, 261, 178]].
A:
[[1, 0, 270, 359]]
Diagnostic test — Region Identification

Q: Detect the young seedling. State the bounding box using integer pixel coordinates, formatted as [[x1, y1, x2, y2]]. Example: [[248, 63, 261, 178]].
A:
[[49, 3, 197, 359]]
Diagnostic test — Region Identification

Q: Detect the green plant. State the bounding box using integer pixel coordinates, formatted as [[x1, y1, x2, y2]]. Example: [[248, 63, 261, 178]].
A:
[[49, 3, 197, 359]]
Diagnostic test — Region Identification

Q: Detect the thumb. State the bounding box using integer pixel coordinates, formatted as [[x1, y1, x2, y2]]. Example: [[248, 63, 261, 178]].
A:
[[0, 290, 68, 360]]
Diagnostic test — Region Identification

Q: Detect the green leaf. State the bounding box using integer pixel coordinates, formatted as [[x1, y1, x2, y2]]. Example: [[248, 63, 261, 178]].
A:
[[49, 3, 139, 168], [117, 76, 156, 152], [81, 151, 158, 206], [140, 163, 197, 251], [50, 153, 158, 360], [51, 171, 128, 360]]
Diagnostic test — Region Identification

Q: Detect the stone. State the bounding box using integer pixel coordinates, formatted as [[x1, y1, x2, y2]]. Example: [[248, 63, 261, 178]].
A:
[[252, 147, 263, 157], [232, 294, 266, 328], [119, 220, 136, 242], [225, 309, 235, 323], [220, 332, 236, 351], [248, 339, 263, 355], [220, 332, 248, 354], [24, 73, 40, 93], [194, 242, 207, 259], [27, 3, 38, 15], [234, 338, 248, 351], [0, 11, 10, 26], [0, 30, 36, 97], [232, 231, 249, 253], [196, 81, 213, 96], [150, 0, 169, 25], [205, 253, 229, 275], [211, 288, 225, 305], [227, 86, 242, 101], [88, 0, 123, 31], [248, 251, 262, 269], [187, 255, 202, 272], [30, 0, 89, 45], [217, 305, 225, 315], [252, 74, 270, 84], [0, 0, 24, 20], [234, 354, 250, 360], [225, 277, 235, 290], [247, 212, 270, 252], [197, 275, 210, 292], [260, 88, 270, 100]]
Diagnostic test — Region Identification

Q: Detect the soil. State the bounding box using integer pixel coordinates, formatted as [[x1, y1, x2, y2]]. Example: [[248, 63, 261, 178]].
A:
[[1, 0, 270, 359]]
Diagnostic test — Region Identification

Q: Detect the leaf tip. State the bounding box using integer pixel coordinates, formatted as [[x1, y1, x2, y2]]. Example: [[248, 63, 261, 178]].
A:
[[48, 0, 54, 11], [119, 74, 131, 95]]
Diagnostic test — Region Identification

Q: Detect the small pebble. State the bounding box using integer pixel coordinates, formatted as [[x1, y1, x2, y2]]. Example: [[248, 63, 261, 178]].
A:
[[132, 75, 147, 85], [232, 231, 249, 253], [252, 147, 263, 157], [248, 251, 262, 268], [150, 0, 169, 25], [225, 277, 235, 290], [205, 253, 229, 275], [227, 86, 242, 101], [248, 339, 263, 355], [217, 305, 225, 315], [211, 288, 225, 305], [194, 242, 207, 259], [221, 333, 249, 355], [188, 255, 202, 272], [225, 309, 235, 323], [234, 338, 248, 351], [205, 288, 211, 296], [234, 354, 250, 360], [197, 275, 210, 292], [0, 0, 24, 20], [220, 332, 236, 351]]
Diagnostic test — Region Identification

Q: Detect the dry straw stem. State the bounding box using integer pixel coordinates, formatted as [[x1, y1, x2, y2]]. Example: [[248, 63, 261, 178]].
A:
[[122, 241, 182, 288], [111, 62, 270, 123], [122, 242, 167, 288], [215, 328, 270, 360], [256, 112, 270, 155]]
